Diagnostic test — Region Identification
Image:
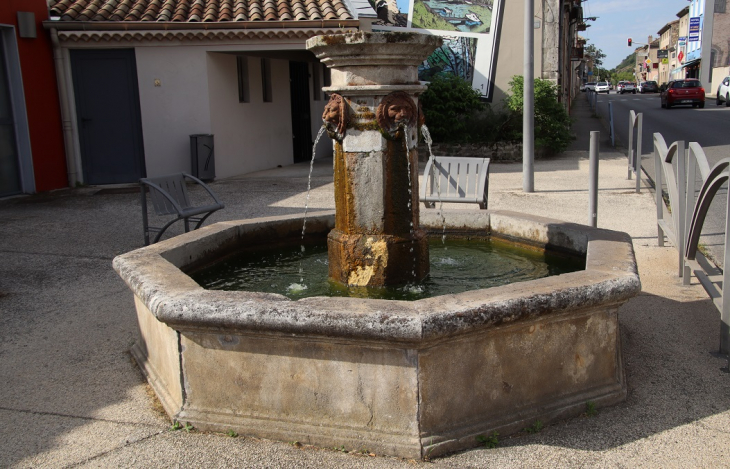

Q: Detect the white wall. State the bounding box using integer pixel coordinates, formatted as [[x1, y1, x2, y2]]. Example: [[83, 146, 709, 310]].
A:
[[207, 53, 294, 178], [492, 0, 543, 106], [135, 46, 212, 178], [711, 65, 730, 96], [136, 44, 313, 179]]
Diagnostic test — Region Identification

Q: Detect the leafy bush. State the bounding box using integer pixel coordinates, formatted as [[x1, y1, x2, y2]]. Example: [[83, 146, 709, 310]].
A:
[[461, 107, 520, 145], [505, 75, 574, 153], [419, 74, 485, 143], [420, 74, 573, 153]]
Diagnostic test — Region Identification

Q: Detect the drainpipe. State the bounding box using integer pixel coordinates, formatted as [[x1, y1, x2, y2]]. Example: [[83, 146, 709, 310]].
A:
[[49, 28, 78, 187]]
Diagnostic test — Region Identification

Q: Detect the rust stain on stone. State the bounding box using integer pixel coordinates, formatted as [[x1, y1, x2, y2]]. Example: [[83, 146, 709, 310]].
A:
[[575, 354, 585, 368], [333, 144, 351, 232], [347, 237, 388, 286]]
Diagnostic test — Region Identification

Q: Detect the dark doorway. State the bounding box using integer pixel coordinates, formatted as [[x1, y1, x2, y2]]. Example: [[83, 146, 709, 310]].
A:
[[71, 49, 145, 184], [0, 35, 21, 197], [289, 61, 312, 163]]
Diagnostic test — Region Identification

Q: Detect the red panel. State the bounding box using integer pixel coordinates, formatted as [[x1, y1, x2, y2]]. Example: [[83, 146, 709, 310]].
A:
[[0, 0, 67, 191]]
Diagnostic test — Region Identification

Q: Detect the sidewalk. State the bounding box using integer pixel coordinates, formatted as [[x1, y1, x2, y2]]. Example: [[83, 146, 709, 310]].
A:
[[1, 94, 729, 467]]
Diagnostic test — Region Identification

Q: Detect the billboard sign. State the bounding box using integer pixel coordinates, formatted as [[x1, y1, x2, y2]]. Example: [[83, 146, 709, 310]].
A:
[[689, 17, 701, 42], [657, 49, 668, 59], [368, 0, 504, 99]]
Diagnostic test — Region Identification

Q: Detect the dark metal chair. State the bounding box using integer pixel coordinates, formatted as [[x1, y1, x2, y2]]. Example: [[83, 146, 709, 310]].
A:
[[140, 172, 224, 245]]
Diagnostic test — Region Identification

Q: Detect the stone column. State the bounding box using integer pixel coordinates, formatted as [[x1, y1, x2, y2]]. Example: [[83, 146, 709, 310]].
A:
[[306, 32, 441, 287]]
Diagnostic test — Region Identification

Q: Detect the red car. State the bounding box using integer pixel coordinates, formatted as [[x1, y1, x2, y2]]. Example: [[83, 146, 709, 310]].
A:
[[661, 79, 706, 109]]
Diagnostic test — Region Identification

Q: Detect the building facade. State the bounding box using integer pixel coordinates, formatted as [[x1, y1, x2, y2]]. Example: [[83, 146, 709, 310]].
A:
[[710, 0, 730, 94], [671, 6, 690, 80], [657, 20, 679, 84], [0, 0, 583, 191], [0, 0, 67, 197], [635, 37, 660, 82]]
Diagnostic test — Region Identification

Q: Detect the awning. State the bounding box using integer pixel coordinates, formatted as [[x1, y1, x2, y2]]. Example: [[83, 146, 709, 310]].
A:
[[682, 59, 701, 69]]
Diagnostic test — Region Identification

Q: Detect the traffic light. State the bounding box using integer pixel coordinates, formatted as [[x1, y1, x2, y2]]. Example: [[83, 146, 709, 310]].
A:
[[628, 38, 632, 47]]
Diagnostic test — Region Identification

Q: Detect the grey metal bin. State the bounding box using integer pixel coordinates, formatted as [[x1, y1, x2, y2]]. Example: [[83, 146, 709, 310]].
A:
[[190, 134, 215, 180]]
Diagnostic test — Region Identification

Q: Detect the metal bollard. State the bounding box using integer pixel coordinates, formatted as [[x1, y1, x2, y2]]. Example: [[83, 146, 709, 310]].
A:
[[635, 113, 642, 193], [609, 102, 615, 147], [589, 131, 599, 228]]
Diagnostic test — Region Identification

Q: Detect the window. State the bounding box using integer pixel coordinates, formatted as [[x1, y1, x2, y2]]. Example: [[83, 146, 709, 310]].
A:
[[236, 56, 249, 103], [261, 58, 272, 103], [716, 0, 726, 14]]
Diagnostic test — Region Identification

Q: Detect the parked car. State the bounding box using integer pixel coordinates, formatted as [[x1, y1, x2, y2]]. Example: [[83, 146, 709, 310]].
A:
[[661, 79, 705, 109], [620, 82, 636, 94], [616, 81, 625, 93], [584, 82, 596, 92], [595, 81, 610, 93], [640, 81, 659, 93], [716, 76, 730, 106]]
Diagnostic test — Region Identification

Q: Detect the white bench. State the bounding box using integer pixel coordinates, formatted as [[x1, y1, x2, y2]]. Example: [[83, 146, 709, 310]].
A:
[[420, 156, 490, 209]]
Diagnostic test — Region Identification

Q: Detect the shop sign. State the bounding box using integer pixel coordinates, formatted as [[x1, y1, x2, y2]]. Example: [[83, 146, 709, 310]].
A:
[[689, 17, 701, 42]]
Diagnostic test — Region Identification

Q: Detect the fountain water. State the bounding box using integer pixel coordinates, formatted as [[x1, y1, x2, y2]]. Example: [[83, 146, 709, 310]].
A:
[[113, 32, 640, 459]]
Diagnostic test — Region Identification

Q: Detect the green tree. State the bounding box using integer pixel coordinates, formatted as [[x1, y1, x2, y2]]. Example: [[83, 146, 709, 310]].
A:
[[506, 76, 573, 153], [584, 43, 606, 68], [420, 74, 485, 142], [584, 42, 606, 81]]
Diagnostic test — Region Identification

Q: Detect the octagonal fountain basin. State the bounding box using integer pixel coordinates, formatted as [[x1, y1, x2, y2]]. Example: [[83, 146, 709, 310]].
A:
[[113, 209, 640, 460]]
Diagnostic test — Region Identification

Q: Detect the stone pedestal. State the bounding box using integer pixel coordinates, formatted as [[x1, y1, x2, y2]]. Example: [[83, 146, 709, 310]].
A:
[[306, 32, 442, 287]]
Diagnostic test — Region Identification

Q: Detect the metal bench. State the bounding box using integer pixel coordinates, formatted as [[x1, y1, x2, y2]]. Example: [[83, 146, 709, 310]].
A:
[[140, 172, 224, 245], [420, 156, 490, 209]]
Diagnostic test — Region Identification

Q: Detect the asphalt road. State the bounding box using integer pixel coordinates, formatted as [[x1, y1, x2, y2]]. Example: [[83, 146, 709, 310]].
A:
[[591, 90, 730, 267]]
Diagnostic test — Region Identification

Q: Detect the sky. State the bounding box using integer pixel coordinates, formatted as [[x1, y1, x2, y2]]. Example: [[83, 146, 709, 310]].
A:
[[581, 0, 693, 69]]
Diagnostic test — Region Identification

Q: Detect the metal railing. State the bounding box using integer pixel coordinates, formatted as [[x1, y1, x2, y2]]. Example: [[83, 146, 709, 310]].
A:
[[654, 132, 730, 353], [654, 134, 686, 277], [627, 110, 643, 193], [586, 89, 598, 112]]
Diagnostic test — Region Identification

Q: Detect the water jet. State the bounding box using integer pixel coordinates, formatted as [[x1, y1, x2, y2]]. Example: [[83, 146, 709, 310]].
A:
[[114, 32, 640, 459]]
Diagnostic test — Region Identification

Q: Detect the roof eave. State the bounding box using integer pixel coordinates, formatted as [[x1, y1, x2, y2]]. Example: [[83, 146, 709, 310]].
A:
[[43, 19, 361, 31]]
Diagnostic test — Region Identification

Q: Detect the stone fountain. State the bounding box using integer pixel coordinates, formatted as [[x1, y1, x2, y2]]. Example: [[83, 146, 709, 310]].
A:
[[113, 32, 640, 459], [310, 32, 436, 287]]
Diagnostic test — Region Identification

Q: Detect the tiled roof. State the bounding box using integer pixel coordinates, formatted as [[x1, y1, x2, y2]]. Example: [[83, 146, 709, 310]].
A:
[[48, 0, 354, 23]]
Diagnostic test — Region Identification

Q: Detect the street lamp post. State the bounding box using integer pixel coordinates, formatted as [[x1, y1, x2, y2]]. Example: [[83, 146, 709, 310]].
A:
[[523, 0, 534, 193]]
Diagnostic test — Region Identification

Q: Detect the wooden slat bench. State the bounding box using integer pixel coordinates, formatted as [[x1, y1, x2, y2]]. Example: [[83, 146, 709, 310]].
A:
[[420, 156, 490, 209]]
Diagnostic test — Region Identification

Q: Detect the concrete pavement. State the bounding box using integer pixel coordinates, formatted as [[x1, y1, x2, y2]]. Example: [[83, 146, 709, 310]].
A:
[[1, 93, 729, 467]]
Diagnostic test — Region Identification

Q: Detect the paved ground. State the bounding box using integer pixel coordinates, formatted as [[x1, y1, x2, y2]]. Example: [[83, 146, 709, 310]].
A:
[[1, 94, 729, 467]]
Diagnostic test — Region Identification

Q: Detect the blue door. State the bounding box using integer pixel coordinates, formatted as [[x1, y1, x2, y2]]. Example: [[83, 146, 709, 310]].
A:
[[71, 49, 145, 184]]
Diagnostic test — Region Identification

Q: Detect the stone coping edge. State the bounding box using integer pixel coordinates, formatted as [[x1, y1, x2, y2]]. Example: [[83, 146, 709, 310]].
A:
[[112, 210, 641, 343]]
